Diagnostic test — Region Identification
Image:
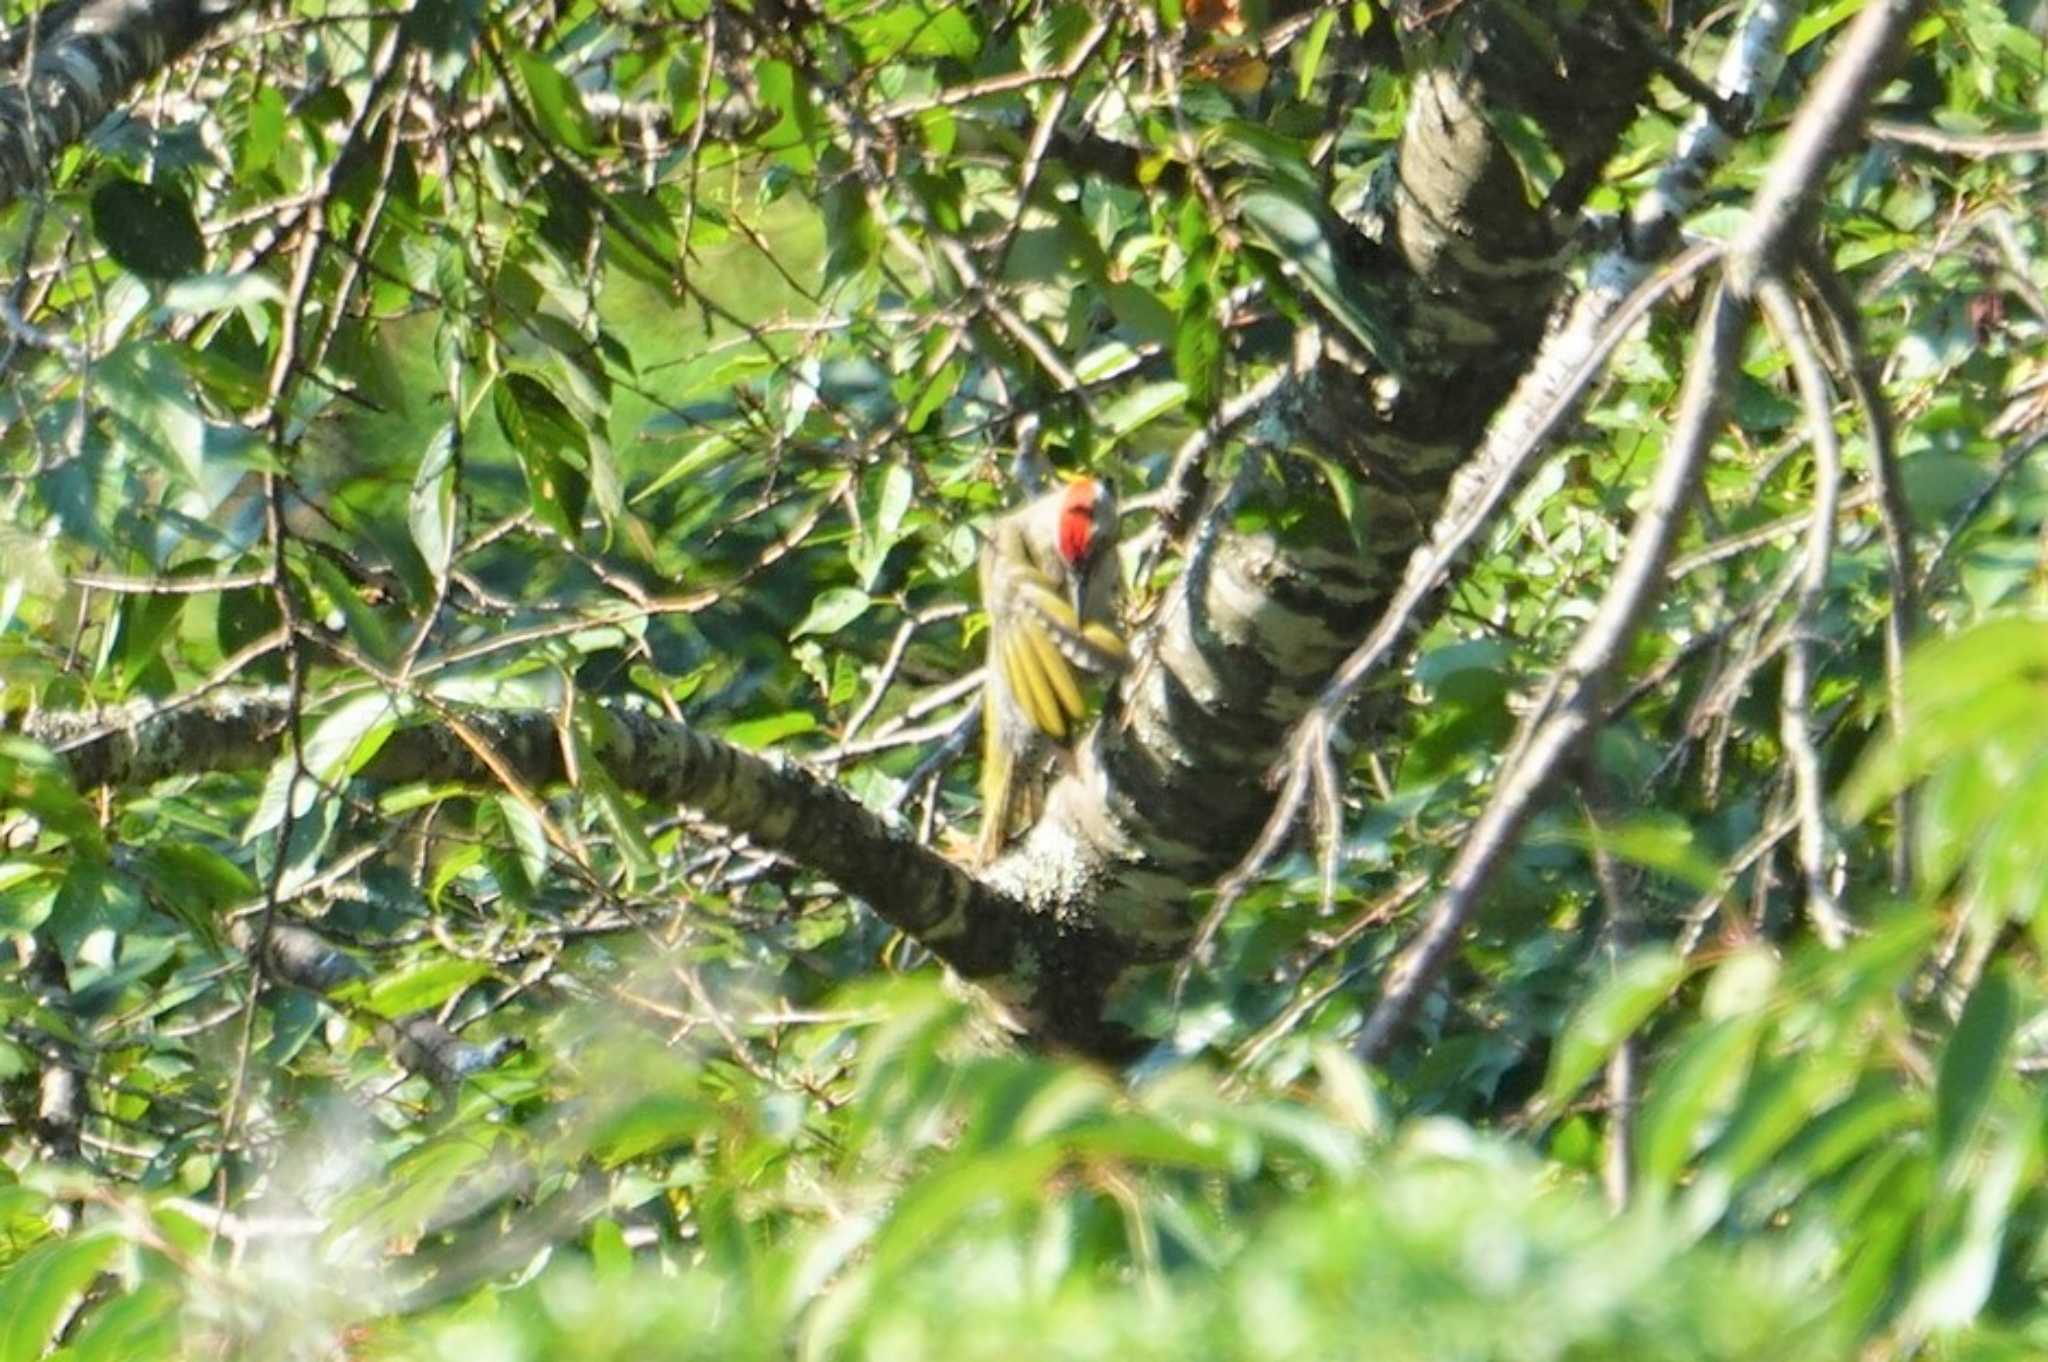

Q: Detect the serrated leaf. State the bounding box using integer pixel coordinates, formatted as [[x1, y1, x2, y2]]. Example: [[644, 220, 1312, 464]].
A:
[[1173, 300, 1224, 419]]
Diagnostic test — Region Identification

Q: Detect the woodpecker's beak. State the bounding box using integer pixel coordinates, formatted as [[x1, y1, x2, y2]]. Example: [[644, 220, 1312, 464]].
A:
[[1070, 563, 1087, 621]]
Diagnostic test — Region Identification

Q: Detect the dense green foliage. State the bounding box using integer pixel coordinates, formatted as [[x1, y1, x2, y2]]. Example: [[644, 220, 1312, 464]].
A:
[[2, 0, 2047, 1358]]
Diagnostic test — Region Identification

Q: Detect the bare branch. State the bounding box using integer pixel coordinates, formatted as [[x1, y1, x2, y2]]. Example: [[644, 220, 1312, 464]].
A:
[[1349, 0, 1930, 1062], [28, 691, 1152, 1054], [1799, 249, 1919, 893], [1728, 0, 1929, 292], [1757, 277, 1852, 948], [1868, 120, 2048, 157], [1355, 284, 1750, 1062]]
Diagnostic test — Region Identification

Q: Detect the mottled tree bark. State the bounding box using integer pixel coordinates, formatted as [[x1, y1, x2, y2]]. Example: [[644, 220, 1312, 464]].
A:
[[1000, 7, 1655, 1008], [0, 0, 247, 209], [16, 4, 1711, 1057]]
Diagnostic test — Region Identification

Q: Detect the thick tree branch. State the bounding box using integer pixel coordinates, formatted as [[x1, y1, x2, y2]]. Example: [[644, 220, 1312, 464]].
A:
[[250, 921, 512, 1085], [1354, 283, 1749, 1061], [0, 0, 250, 209], [1352, 0, 1931, 1061], [28, 690, 1152, 1056]]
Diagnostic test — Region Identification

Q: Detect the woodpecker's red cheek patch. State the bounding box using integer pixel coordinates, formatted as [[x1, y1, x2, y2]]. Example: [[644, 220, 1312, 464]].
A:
[[1059, 503, 1094, 566]]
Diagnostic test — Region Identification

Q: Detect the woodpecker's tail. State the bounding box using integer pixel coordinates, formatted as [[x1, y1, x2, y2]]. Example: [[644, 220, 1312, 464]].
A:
[[974, 688, 1016, 867]]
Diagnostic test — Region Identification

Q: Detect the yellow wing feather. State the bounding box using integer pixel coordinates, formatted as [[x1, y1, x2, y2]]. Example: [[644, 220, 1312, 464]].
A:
[[1019, 619, 1087, 724], [1002, 627, 1068, 740]]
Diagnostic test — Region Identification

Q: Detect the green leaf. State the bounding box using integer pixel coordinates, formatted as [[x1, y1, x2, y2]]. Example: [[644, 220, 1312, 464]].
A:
[[821, 177, 882, 289], [1842, 617, 2048, 821], [589, 1218, 633, 1280], [1635, 1013, 1764, 1196], [1903, 1109, 2032, 1332], [301, 692, 403, 789], [512, 50, 602, 155], [874, 463, 914, 544], [600, 189, 682, 289], [92, 178, 204, 280], [1934, 964, 2015, 1169], [94, 344, 210, 492], [135, 841, 252, 948], [1539, 947, 1687, 1116], [0, 739, 107, 860], [0, 1230, 121, 1362], [58, 1281, 182, 1362], [496, 792, 551, 891], [240, 85, 287, 174], [1297, 9, 1337, 99], [793, 587, 872, 639], [571, 750, 659, 887], [634, 431, 738, 505], [1101, 380, 1188, 438], [360, 956, 492, 1019], [409, 422, 461, 575], [720, 711, 819, 749], [1173, 297, 1224, 419], [907, 358, 963, 434], [592, 1090, 717, 1167], [301, 552, 399, 667], [754, 59, 823, 171], [1234, 179, 1403, 370], [405, 0, 482, 76], [100, 576, 187, 696], [1787, 0, 1869, 53], [157, 271, 285, 316], [1576, 816, 1723, 894], [845, 4, 981, 61], [493, 370, 592, 537]]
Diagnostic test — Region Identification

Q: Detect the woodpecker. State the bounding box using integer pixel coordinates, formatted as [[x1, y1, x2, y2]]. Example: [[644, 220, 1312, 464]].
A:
[[974, 476, 1127, 866]]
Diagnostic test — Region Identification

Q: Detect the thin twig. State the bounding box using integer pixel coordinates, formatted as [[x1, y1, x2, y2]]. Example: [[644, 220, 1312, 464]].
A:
[[1757, 277, 1852, 948], [1868, 120, 2048, 157], [1799, 248, 1918, 892], [1578, 779, 1639, 1214], [1353, 285, 1751, 1061], [1218, 242, 1725, 905]]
